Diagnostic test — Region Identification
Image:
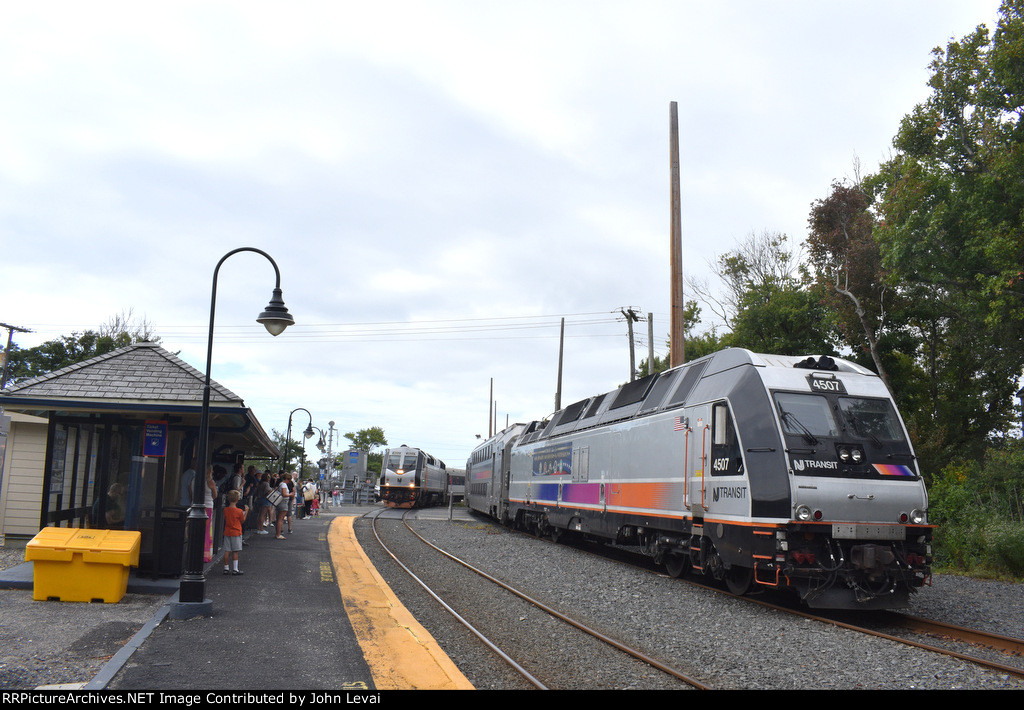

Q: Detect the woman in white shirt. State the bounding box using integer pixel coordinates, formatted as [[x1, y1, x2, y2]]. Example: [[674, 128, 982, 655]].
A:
[[275, 472, 294, 539]]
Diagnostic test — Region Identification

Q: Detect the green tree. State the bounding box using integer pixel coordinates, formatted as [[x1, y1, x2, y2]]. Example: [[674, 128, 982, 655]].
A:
[[344, 426, 388, 453], [687, 230, 835, 357], [867, 0, 1024, 464], [725, 277, 835, 356], [270, 428, 305, 474], [343, 427, 387, 480], [637, 300, 716, 375], [807, 178, 895, 391], [4, 310, 160, 383]]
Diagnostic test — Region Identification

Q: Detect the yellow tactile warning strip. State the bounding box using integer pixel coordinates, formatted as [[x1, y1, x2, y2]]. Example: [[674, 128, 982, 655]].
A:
[[328, 516, 475, 690]]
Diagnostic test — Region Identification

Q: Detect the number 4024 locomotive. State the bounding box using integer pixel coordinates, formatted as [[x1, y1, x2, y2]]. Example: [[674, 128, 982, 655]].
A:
[[466, 348, 933, 610]]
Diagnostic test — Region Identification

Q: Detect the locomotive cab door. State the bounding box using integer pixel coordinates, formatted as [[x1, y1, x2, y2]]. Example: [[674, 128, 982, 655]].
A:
[[686, 405, 711, 517]]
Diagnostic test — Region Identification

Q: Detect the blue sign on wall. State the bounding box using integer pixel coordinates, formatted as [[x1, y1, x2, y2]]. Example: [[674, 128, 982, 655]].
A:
[[144, 420, 168, 457]]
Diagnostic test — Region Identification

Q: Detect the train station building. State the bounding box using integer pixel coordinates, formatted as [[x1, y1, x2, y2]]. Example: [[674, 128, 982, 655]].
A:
[[0, 341, 279, 576]]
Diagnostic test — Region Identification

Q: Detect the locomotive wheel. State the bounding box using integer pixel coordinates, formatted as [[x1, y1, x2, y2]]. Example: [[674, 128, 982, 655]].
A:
[[664, 553, 689, 578], [725, 565, 753, 596]]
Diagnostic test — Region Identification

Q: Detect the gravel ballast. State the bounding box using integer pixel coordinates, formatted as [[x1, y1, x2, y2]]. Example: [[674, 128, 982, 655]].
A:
[[357, 513, 1024, 691], [2, 514, 1022, 691]]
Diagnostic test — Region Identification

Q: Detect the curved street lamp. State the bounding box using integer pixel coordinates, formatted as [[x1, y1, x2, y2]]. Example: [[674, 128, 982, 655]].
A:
[[173, 247, 294, 619], [283, 407, 314, 475], [312, 426, 327, 454]]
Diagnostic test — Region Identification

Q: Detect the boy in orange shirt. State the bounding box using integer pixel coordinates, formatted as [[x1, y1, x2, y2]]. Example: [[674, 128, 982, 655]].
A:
[[222, 489, 249, 575]]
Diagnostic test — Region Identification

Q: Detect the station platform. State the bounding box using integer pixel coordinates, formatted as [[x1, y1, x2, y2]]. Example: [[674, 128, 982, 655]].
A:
[[0, 504, 477, 691]]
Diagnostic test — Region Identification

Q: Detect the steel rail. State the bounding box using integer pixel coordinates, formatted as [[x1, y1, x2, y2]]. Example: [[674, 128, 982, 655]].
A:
[[799, 607, 1024, 679], [368, 510, 548, 689], [398, 512, 710, 690], [890, 613, 1024, 658], [513, 519, 1024, 682]]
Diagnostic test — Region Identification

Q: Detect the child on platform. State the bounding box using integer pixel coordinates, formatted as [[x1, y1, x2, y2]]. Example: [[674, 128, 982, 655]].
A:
[[223, 490, 249, 576]]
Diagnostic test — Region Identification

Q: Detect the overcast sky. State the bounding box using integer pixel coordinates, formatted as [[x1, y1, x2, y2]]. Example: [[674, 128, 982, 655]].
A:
[[0, 1, 1004, 467]]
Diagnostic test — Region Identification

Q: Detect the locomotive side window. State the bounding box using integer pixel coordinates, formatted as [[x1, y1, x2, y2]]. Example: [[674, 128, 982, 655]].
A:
[[665, 360, 708, 408], [710, 402, 742, 476]]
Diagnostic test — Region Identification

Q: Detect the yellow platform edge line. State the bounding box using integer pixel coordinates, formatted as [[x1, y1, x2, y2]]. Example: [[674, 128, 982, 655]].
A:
[[328, 516, 475, 690]]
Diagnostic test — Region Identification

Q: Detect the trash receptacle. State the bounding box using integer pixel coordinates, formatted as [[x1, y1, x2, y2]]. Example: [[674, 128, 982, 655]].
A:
[[25, 527, 141, 603], [156, 507, 186, 577]]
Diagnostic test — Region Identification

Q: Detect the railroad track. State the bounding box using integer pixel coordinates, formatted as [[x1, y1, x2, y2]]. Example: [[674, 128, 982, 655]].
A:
[[658, 573, 1024, 679], [368, 509, 710, 690], [832, 611, 1024, 679], [504, 516, 1024, 682]]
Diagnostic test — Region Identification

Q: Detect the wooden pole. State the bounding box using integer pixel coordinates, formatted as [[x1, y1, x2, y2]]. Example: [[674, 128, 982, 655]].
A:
[[669, 102, 685, 367], [555, 317, 564, 411], [621, 308, 638, 381], [648, 313, 655, 376]]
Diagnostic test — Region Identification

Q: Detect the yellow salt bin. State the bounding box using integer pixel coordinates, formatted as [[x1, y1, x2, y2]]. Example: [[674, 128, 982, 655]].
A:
[[25, 527, 141, 603]]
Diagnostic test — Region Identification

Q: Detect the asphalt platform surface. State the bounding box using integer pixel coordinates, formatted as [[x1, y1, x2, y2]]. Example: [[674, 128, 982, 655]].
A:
[[0, 504, 399, 691]]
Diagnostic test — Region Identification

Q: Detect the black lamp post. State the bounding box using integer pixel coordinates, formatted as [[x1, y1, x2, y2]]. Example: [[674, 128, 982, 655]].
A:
[[172, 247, 294, 619], [283, 407, 314, 475]]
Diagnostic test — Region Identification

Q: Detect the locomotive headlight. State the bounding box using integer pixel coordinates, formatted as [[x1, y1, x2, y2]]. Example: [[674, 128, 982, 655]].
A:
[[851, 448, 864, 463], [910, 509, 927, 524], [839, 448, 851, 463], [795, 504, 812, 521]]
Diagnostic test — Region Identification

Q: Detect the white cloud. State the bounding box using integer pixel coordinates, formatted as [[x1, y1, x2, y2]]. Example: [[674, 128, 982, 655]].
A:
[[0, 0, 1005, 464]]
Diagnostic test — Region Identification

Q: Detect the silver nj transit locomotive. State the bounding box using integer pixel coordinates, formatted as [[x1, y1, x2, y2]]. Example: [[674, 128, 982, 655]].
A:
[[466, 349, 933, 609], [379, 444, 450, 508]]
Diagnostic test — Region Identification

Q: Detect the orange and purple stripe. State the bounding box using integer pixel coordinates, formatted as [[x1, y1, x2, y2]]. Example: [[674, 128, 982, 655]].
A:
[[872, 464, 915, 477]]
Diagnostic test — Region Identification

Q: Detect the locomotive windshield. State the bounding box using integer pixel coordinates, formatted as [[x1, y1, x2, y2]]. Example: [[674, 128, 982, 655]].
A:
[[402, 451, 422, 472], [774, 393, 839, 439], [773, 391, 916, 479], [836, 397, 905, 442]]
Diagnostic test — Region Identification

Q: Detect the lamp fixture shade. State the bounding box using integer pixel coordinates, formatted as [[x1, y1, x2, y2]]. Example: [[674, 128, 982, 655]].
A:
[[257, 288, 295, 336], [303, 425, 314, 439]]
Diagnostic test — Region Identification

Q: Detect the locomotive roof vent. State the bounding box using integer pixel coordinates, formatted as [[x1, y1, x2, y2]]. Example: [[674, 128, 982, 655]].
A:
[[794, 355, 838, 371]]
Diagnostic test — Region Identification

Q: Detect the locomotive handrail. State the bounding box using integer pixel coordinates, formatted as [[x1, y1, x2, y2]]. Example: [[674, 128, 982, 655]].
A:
[[683, 425, 692, 509], [700, 424, 710, 511]]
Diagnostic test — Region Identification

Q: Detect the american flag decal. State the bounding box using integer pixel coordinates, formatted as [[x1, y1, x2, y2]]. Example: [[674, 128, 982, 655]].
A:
[[674, 417, 686, 431]]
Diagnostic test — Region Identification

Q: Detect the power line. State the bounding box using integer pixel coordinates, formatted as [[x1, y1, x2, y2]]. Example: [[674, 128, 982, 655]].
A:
[[17, 310, 668, 345]]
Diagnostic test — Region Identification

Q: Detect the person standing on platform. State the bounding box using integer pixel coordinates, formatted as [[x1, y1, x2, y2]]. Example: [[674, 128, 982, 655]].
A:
[[203, 465, 217, 562], [256, 472, 273, 533], [222, 490, 248, 575], [275, 472, 293, 540], [302, 479, 316, 518]]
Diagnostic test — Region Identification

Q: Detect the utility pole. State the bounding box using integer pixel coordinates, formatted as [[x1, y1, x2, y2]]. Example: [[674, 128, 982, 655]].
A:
[[327, 420, 336, 488], [669, 102, 685, 367], [489, 378, 493, 438], [621, 308, 640, 381], [555, 317, 564, 411], [648, 313, 655, 376], [0, 323, 32, 390]]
